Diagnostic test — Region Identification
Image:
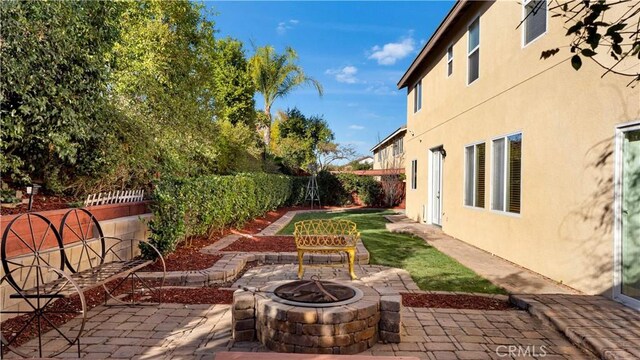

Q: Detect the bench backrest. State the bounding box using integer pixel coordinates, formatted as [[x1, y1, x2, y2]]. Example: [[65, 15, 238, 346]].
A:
[[1, 209, 124, 291], [293, 219, 359, 248]]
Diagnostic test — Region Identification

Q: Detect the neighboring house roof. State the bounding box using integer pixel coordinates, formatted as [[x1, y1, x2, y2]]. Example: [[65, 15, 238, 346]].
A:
[[397, 0, 467, 89], [331, 169, 405, 176], [370, 126, 407, 153], [354, 156, 374, 163]]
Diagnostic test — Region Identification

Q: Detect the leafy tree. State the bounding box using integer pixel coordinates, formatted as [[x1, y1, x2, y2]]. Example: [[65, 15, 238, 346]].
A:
[[317, 142, 357, 171], [271, 108, 333, 171], [0, 1, 123, 189], [209, 37, 256, 126], [249, 46, 323, 147], [534, 0, 640, 86], [346, 160, 374, 171]]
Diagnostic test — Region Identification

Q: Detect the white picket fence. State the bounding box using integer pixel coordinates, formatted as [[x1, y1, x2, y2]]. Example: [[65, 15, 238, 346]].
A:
[[84, 190, 145, 207]]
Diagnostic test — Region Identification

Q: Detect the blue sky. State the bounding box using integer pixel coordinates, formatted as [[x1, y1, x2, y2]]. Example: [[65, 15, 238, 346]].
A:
[[206, 1, 455, 156]]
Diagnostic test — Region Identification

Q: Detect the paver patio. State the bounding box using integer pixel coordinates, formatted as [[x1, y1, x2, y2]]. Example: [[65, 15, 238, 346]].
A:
[[8, 209, 637, 359], [7, 264, 593, 360]]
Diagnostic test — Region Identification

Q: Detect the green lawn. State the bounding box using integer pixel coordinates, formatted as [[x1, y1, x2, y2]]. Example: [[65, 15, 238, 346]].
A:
[[279, 209, 506, 294]]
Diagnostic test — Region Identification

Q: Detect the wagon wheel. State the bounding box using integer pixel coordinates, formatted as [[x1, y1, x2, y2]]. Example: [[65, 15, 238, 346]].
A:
[[101, 240, 166, 306], [59, 208, 105, 273], [1, 213, 65, 292], [0, 265, 86, 358]]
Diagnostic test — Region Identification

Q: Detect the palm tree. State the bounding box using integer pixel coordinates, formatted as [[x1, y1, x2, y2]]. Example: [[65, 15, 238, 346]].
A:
[[249, 46, 323, 148]]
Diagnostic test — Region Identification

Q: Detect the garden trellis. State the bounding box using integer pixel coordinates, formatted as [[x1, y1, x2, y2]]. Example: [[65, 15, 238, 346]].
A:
[[84, 190, 144, 207]]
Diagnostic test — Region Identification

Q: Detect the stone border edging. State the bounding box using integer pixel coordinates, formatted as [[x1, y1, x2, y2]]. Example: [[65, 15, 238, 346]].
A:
[[138, 209, 371, 286]]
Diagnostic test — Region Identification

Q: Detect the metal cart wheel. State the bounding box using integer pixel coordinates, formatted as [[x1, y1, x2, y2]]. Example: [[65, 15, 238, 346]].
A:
[[0, 265, 86, 358], [101, 240, 166, 306], [1, 213, 65, 292], [59, 208, 105, 273]]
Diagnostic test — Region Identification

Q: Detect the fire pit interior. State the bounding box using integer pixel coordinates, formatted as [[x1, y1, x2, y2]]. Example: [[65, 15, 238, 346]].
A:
[[274, 279, 356, 304]]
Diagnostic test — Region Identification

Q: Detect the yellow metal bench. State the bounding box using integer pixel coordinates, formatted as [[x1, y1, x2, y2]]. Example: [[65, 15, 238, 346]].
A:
[[293, 219, 359, 280]]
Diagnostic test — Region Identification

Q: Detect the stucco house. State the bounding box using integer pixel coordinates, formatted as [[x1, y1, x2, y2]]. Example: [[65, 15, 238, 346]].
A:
[[354, 156, 374, 165], [398, 0, 639, 308], [371, 126, 407, 172]]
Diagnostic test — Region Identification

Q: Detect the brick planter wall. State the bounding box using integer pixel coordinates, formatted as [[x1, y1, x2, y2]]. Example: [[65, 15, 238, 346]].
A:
[[0, 213, 151, 320]]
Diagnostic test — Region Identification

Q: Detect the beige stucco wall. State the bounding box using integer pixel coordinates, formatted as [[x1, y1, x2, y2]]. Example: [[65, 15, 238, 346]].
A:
[[403, 1, 640, 296], [373, 134, 407, 170]]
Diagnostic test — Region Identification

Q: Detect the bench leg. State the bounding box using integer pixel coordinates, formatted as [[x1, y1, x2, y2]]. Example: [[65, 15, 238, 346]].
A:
[[346, 249, 358, 280], [297, 250, 305, 279]]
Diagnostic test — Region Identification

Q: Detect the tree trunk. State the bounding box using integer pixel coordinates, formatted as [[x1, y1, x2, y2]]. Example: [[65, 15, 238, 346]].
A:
[[263, 106, 271, 149]]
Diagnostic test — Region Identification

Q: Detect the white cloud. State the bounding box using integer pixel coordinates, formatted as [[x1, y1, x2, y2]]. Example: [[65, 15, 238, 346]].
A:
[[368, 37, 415, 65], [276, 19, 299, 35], [325, 66, 359, 84], [365, 85, 399, 96], [349, 125, 365, 130]]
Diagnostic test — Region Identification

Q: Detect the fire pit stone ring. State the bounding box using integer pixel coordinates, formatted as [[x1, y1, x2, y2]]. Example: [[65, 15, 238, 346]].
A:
[[231, 279, 402, 354]]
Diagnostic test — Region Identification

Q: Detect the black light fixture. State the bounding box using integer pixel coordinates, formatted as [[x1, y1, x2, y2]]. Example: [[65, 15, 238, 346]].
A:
[[26, 184, 41, 212], [440, 146, 447, 159]]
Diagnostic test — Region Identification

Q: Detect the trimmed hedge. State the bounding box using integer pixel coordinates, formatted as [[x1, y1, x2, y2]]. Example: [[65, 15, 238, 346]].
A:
[[147, 172, 383, 256], [148, 173, 303, 255]]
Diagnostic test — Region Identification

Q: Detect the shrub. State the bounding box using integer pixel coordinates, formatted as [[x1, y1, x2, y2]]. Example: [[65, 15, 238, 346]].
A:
[[287, 176, 308, 206], [308, 171, 382, 207], [148, 173, 298, 255], [336, 173, 382, 206], [317, 171, 349, 205]]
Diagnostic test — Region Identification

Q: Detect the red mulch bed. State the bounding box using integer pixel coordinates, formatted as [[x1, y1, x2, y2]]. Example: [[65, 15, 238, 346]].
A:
[[1, 194, 77, 215], [144, 245, 223, 272], [130, 287, 234, 305], [401, 293, 515, 310], [221, 235, 297, 252], [143, 206, 310, 271]]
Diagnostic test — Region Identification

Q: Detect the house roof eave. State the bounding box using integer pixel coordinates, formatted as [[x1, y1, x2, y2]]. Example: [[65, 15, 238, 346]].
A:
[[397, 0, 469, 89]]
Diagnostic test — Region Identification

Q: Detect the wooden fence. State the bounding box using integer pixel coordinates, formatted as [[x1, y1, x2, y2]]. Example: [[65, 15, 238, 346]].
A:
[[84, 190, 144, 207]]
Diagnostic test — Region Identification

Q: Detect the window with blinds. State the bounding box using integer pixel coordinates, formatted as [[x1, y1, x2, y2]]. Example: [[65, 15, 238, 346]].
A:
[[492, 133, 522, 214], [524, 0, 547, 45], [464, 143, 485, 208]]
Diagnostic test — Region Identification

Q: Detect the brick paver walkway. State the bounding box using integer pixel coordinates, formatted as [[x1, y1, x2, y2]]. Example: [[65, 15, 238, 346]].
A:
[[7, 209, 615, 359], [11, 302, 590, 359], [512, 294, 640, 360], [8, 264, 593, 359]]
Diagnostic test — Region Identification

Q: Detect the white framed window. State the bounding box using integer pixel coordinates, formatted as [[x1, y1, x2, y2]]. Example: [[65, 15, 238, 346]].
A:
[[523, 0, 547, 46], [413, 80, 422, 113], [464, 142, 486, 208], [447, 45, 454, 77], [411, 159, 418, 190], [491, 133, 522, 214], [393, 137, 403, 156], [467, 17, 480, 85]]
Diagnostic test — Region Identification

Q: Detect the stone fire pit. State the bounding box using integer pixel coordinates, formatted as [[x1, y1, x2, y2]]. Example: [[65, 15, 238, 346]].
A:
[[232, 279, 401, 354]]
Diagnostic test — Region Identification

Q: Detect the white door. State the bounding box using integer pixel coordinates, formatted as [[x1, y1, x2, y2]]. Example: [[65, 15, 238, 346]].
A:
[[615, 124, 640, 310], [431, 148, 443, 226]]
